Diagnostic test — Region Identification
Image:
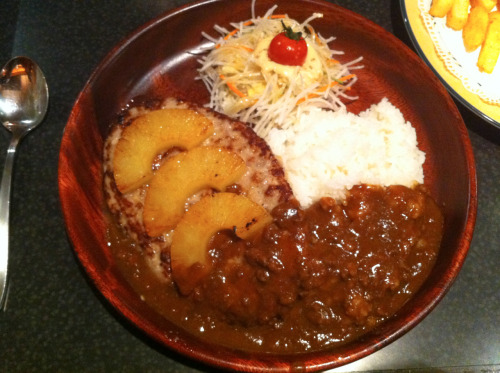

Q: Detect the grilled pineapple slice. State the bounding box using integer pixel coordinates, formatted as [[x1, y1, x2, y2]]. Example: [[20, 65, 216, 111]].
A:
[[143, 147, 246, 237], [113, 108, 213, 194], [170, 193, 272, 294]]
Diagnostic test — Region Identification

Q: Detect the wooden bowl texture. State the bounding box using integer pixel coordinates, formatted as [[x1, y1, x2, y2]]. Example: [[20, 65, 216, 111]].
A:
[[58, 0, 477, 371]]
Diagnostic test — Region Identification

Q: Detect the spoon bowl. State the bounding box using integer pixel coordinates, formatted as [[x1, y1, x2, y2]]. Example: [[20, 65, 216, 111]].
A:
[[0, 56, 49, 310]]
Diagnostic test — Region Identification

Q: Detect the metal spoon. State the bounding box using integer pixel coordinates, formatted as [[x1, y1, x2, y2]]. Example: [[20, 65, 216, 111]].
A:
[[0, 57, 49, 311]]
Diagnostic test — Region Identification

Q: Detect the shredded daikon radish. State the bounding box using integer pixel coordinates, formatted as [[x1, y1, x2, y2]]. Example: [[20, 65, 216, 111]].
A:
[[198, 6, 363, 138]]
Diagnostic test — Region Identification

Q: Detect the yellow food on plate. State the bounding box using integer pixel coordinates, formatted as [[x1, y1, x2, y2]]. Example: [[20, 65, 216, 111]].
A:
[[463, 5, 490, 51], [447, 0, 471, 30], [143, 147, 246, 237], [170, 192, 272, 294], [470, 0, 497, 11], [478, 11, 500, 73], [490, 9, 500, 21], [430, 0, 454, 17], [429, 0, 500, 73], [113, 108, 214, 194]]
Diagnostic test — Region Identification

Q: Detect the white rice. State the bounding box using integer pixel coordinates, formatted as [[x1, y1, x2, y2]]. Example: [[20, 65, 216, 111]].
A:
[[266, 98, 425, 207]]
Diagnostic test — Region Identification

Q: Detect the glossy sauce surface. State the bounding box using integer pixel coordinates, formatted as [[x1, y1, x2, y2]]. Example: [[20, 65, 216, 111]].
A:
[[110, 184, 443, 353]]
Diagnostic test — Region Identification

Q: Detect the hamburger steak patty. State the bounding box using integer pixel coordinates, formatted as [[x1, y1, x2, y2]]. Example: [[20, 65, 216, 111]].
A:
[[103, 98, 293, 279]]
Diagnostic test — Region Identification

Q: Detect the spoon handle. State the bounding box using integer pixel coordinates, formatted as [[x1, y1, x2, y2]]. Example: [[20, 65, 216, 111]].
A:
[[0, 134, 20, 311]]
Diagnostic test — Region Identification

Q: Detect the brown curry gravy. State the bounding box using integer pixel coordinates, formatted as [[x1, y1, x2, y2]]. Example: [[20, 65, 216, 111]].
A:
[[109, 184, 443, 353]]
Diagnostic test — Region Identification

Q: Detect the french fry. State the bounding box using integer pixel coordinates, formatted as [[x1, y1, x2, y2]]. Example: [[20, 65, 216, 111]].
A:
[[477, 12, 500, 73], [447, 0, 471, 30], [430, 0, 454, 17], [489, 11, 500, 22], [463, 6, 490, 51], [470, 0, 497, 11]]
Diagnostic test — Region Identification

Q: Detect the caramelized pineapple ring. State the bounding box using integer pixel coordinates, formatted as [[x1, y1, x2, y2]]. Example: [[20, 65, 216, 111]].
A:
[[143, 147, 246, 237], [171, 192, 272, 294], [113, 108, 214, 194]]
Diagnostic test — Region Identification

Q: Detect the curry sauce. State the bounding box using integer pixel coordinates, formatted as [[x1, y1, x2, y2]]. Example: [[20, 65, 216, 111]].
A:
[[109, 184, 443, 353]]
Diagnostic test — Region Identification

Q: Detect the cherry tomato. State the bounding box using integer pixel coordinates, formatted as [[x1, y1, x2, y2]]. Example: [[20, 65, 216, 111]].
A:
[[268, 23, 307, 66]]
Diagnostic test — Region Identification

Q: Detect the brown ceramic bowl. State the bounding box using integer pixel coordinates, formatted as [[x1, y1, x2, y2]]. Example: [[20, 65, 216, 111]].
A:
[[58, 0, 477, 371]]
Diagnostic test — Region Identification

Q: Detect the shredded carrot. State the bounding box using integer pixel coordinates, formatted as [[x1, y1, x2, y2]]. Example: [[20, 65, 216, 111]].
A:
[[238, 45, 254, 52], [270, 14, 286, 19], [224, 29, 239, 40], [296, 74, 356, 105], [306, 25, 322, 45], [338, 73, 356, 81], [220, 74, 246, 98], [215, 43, 254, 52]]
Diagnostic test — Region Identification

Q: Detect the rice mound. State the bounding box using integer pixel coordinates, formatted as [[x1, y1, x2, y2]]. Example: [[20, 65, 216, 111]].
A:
[[266, 98, 425, 207]]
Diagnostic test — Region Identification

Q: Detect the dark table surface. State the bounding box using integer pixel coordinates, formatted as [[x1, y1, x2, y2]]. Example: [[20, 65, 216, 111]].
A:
[[1, 0, 499, 372]]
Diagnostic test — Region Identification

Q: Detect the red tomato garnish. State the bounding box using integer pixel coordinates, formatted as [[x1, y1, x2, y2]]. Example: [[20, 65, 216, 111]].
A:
[[268, 22, 307, 66]]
